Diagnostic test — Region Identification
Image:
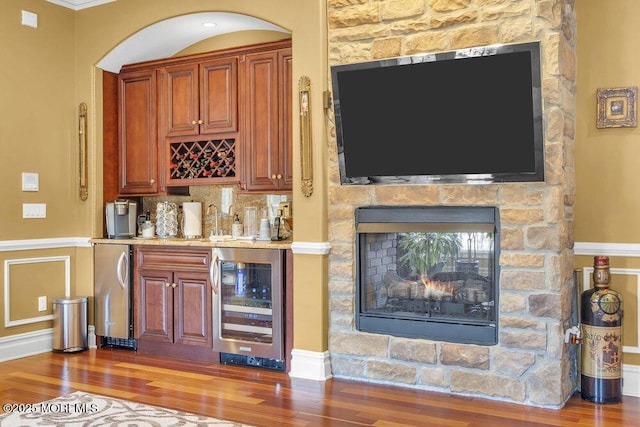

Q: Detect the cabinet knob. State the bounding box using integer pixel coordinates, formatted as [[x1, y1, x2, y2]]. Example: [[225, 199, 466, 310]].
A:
[[198, 119, 203, 125], [150, 178, 156, 184], [277, 174, 282, 179], [191, 119, 204, 125], [165, 283, 170, 288], [191, 120, 197, 125], [172, 283, 177, 288], [271, 174, 276, 179]]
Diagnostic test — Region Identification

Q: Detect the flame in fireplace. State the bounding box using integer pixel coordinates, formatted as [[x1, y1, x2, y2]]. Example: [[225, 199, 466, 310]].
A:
[[421, 276, 454, 300]]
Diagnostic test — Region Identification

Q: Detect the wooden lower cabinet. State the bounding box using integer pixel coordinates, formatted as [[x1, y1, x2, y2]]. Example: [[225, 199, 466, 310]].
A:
[[134, 246, 217, 362]]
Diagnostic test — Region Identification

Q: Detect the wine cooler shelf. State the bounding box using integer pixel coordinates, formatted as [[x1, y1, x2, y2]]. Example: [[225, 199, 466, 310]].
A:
[[169, 138, 237, 181]]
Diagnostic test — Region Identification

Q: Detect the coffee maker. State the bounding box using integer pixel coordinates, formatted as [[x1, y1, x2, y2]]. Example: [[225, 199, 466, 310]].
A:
[[106, 199, 137, 239]]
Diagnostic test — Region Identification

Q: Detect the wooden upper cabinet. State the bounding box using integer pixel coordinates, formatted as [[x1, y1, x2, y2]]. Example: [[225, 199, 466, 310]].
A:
[[279, 49, 294, 189], [242, 46, 293, 192], [118, 68, 160, 195], [114, 40, 291, 192], [160, 57, 238, 138]]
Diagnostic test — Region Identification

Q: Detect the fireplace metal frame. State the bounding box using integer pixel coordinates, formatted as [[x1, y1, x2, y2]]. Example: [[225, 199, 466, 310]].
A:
[[355, 205, 500, 345]]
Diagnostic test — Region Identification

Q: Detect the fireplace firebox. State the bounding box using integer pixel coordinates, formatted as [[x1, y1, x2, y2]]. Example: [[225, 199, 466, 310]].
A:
[[355, 206, 499, 345]]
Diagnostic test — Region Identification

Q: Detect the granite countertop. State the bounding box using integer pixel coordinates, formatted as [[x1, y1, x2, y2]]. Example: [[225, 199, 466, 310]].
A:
[[90, 237, 292, 250]]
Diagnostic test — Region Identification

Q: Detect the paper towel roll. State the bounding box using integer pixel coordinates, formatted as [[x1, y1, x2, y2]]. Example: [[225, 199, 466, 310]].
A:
[[182, 202, 202, 238]]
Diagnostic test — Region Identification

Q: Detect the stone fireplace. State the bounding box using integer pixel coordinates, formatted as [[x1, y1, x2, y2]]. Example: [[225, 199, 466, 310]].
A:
[[326, 0, 577, 409]]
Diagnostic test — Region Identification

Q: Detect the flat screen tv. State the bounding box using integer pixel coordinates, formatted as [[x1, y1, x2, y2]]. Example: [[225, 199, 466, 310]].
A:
[[330, 41, 544, 185]]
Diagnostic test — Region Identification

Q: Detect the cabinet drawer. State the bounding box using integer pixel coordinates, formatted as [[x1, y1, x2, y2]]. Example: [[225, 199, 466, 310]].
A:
[[136, 246, 210, 271]]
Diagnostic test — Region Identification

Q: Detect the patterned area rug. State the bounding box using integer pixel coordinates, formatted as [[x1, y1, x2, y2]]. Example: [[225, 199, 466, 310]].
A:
[[0, 391, 252, 426]]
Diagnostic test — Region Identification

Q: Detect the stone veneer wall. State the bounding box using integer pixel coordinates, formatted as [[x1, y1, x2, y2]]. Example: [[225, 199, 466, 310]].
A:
[[326, 0, 577, 408]]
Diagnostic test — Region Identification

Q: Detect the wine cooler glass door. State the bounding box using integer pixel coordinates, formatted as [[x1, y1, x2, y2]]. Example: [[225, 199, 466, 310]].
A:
[[212, 248, 283, 360]]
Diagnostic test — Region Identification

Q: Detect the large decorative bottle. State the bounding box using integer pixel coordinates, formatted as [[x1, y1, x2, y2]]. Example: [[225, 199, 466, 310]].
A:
[[580, 256, 623, 403]]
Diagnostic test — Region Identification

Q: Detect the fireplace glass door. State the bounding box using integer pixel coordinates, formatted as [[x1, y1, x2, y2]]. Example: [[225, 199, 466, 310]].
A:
[[355, 206, 499, 345]]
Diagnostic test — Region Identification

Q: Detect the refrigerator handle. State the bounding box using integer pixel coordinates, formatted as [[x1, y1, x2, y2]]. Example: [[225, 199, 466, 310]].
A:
[[211, 250, 219, 295], [116, 251, 128, 290]]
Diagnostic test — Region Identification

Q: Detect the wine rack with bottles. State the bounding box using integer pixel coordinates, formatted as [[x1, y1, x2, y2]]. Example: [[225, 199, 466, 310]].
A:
[[167, 138, 238, 185]]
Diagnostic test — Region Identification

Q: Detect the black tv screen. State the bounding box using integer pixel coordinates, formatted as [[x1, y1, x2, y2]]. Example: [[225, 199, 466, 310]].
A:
[[330, 41, 544, 185]]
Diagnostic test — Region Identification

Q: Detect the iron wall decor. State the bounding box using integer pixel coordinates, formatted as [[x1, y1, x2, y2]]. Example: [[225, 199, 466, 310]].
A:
[[596, 86, 637, 128]]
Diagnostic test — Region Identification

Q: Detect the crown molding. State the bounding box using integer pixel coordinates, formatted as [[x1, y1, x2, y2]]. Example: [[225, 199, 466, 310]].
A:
[[46, 0, 115, 11]]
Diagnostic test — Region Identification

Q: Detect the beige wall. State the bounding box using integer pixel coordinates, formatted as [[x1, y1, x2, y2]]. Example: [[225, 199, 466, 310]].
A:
[[0, 0, 83, 338], [575, 0, 640, 366], [575, 1, 640, 242], [0, 1, 77, 240]]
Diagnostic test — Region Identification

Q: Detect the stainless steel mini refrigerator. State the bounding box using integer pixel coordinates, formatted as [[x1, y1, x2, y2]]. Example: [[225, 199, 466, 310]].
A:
[[94, 243, 134, 346], [212, 247, 285, 370]]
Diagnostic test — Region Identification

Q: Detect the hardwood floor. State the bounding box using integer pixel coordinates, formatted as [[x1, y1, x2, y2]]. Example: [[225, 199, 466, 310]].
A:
[[0, 348, 637, 426]]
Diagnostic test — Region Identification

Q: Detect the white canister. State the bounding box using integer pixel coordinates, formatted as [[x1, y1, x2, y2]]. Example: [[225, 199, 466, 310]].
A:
[[259, 218, 271, 240], [141, 221, 155, 238]]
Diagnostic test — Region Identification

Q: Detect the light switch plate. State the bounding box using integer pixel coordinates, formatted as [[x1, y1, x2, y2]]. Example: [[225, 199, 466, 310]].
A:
[[21, 10, 38, 28], [22, 172, 39, 191], [23, 203, 46, 218]]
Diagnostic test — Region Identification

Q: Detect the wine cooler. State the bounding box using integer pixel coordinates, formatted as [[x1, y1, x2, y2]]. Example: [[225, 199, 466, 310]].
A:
[[211, 247, 285, 370]]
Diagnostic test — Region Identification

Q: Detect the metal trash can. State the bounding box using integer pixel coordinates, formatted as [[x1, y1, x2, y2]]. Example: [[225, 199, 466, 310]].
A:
[[52, 297, 88, 353]]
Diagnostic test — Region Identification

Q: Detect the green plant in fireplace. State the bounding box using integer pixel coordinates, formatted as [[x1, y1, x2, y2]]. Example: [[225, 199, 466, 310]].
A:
[[398, 232, 461, 279]]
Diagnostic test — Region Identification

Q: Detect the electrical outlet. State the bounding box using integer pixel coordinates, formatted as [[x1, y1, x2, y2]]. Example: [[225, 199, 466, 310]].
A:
[[38, 296, 47, 312]]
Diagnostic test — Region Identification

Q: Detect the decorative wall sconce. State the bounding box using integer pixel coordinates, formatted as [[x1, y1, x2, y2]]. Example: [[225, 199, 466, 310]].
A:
[[299, 76, 313, 197], [79, 102, 88, 201]]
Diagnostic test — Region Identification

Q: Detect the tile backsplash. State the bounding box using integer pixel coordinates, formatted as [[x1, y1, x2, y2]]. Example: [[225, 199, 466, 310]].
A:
[[142, 184, 290, 238]]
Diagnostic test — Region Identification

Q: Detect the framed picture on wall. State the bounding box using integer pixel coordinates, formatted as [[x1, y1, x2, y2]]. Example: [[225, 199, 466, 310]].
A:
[[596, 86, 637, 128]]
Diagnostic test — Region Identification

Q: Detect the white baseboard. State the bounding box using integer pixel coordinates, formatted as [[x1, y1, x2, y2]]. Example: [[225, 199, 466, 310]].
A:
[[0, 328, 53, 362], [624, 364, 640, 397], [0, 325, 96, 362], [288, 349, 332, 381]]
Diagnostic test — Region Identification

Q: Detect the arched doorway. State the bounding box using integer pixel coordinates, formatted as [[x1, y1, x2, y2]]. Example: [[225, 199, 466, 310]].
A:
[[97, 12, 289, 73]]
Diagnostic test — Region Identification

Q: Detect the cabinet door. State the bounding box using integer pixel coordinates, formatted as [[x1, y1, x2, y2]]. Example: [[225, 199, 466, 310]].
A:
[[279, 49, 293, 189], [161, 58, 237, 138], [118, 69, 159, 195], [160, 63, 200, 138], [242, 49, 292, 192], [173, 271, 212, 347], [138, 269, 174, 343], [200, 57, 238, 135], [243, 50, 279, 191]]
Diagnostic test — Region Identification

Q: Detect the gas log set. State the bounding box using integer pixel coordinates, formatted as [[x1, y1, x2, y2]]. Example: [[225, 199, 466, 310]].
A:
[[381, 270, 494, 321]]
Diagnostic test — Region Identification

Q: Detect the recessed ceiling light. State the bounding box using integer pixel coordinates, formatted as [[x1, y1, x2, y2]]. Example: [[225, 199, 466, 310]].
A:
[[202, 22, 217, 28]]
